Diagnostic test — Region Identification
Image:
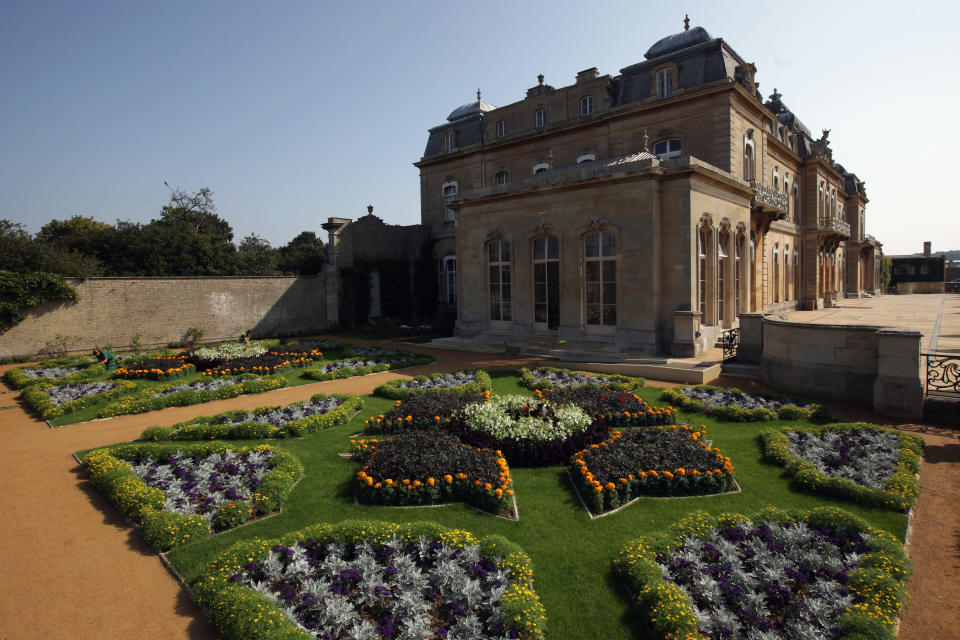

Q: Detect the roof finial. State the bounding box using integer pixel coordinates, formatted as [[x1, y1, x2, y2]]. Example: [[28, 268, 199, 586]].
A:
[[477, 88, 482, 101], [642, 129, 649, 152], [770, 87, 782, 101], [367, 204, 373, 215], [683, 14, 690, 31], [537, 73, 544, 85]]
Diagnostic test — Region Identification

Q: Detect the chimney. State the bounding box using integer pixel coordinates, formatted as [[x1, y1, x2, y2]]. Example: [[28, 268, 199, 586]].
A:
[[924, 241, 931, 256]]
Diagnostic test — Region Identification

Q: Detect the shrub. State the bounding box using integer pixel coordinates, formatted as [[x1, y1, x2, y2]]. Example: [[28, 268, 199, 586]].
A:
[[759, 422, 923, 512], [81, 442, 303, 551], [193, 520, 546, 640], [373, 369, 492, 399], [615, 507, 910, 640]]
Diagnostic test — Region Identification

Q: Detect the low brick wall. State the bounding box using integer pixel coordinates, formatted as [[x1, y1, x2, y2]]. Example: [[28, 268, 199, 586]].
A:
[[0, 276, 328, 358], [895, 281, 945, 294]]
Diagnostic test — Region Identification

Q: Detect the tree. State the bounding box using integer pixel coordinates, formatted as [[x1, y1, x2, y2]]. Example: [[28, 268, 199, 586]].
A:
[[36, 215, 113, 275], [159, 183, 233, 241], [880, 256, 892, 290], [237, 234, 280, 275], [277, 231, 327, 275], [0, 220, 42, 272]]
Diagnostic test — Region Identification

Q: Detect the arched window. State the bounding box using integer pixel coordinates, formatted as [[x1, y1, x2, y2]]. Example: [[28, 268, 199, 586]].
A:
[[735, 234, 745, 317], [819, 184, 825, 217], [784, 245, 791, 300], [584, 231, 616, 326], [743, 139, 755, 181], [793, 184, 800, 224], [718, 230, 729, 323], [496, 120, 506, 138], [697, 227, 709, 320], [783, 176, 790, 214], [442, 255, 456, 305], [488, 240, 511, 322], [576, 153, 596, 164], [654, 138, 682, 159], [773, 245, 780, 303], [794, 248, 800, 299], [532, 162, 550, 175], [580, 95, 594, 116], [495, 170, 510, 185], [773, 168, 780, 190], [442, 181, 458, 222], [656, 68, 673, 99], [534, 108, 546, 128], [533, 236, 560, 328]]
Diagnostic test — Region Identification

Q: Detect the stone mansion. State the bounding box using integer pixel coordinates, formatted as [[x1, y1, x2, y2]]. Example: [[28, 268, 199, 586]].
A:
[[413, 20, 883, 356]]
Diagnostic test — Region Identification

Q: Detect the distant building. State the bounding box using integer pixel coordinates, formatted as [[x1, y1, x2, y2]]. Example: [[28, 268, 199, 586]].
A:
[[889, 242, 947, 294], [414, 19, 883, 355]]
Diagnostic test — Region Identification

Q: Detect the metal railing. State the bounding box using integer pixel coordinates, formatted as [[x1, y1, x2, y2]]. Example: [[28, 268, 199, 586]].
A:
[[923, 353, 960, 396], [817, 216, 851, 237], [721, 328, 740, 361]]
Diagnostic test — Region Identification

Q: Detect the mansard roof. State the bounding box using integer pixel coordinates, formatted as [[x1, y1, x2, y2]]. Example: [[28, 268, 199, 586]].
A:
[[447, 98, 498, 122]]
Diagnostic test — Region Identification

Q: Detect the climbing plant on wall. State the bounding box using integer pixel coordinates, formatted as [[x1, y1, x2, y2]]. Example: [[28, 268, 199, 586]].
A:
[[0, 270, 79, 329]]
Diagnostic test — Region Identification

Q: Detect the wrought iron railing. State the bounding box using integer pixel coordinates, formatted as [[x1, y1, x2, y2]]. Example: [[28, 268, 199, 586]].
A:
[[721, 328, 740, 361], [750, 180, 788, 214], [923, 353, 960, 395], [817, 216, 851, 237]]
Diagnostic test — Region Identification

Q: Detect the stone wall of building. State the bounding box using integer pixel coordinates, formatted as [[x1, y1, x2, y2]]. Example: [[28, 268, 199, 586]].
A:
[[0, 276, 328, 358], [895, 281, 946, 295]]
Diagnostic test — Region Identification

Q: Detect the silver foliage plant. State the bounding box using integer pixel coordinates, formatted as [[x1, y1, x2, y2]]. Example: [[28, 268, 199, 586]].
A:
[[191, 342, 269, 361], [156, 376, 261, 397], [23, 366, 83, 380], [208, 397, 345, 429], [680, 387, 808, 412], [463, 394, 591, 441], [395, 371, 477, 390], [128, 449, 274, 526], [46, 381, 118, 406], [234, 535, 515, 640], [786, 429, 901, 490], [528, 368, 611, 388], [657, 521, 865, 640]]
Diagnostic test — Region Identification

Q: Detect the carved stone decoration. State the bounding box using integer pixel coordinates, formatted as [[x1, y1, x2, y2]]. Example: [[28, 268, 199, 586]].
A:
[[734, 63, 758, 95], [719, 217, 732, 232], [736, 221, 748, 235], [486, 227, 507, 243], [587, 215, 612, 231], [698, 212, 714, 228], [531, 220, 554, 236], [810, 129, 833, 161]]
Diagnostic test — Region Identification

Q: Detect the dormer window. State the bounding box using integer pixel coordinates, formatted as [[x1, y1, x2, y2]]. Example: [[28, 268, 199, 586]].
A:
[[656, 68, 673, 99], [743, 138, 755, 181], [495, 170, 510, 185], [580, 96, 594, 116], [532, 163, 550, 175], [534, 108, 546, 128], [576, 153, 596, 164], [496, 119, 506, 138], [442, 181, 458, 222], [442, 130, 455, 154], [654, 138, 682, 159]]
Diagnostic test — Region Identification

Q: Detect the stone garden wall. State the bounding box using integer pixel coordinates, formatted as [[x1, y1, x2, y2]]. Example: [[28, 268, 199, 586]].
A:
[[0, 276, 328, 358]]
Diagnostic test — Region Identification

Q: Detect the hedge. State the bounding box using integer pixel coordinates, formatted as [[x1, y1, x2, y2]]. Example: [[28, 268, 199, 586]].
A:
[[192, 520, 546, 640], [81, 442, 303, 551], [96, 374, 288, 418], [759, 422, 923, 512], [372, 369, 492, 399], [138, 393, 363, 441], [615, 507, 910, 640]]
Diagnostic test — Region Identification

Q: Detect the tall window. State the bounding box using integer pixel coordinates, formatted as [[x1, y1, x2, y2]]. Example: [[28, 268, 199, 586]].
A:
[[488, 241, 511, 321], [580, 95, 594, 116], [794, 248, 800, 299], [735, 234, 744, 317], [496, 120, 506, 138], [773, 168, 779, 190], [534, 108, 546, 128], [495, 170, 509, 185], [784, 246, 791, 300], [654, 138, 682, 158], [773, 246, 780, 303], [656, 68, 673, 99], [584, 231, 616, 326], [697, 227, 708, 320], [442, 131, 454, 153], [443, 255, 456, 305], [743, 139, 755, 181], [442, 182, 458, 222], [533, 236, 560, 327], [793, 184, 800, 224], [718, 231, 729, 322]]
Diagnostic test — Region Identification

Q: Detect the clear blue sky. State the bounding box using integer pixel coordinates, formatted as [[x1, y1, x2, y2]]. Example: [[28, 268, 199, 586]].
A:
[[2, 0, 955, 256]]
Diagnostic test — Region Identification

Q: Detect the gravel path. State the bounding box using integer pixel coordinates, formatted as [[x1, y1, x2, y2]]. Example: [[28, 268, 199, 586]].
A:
[[0, 344, 954, 639]]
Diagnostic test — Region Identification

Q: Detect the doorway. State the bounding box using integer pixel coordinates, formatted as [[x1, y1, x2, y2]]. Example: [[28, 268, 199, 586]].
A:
[[533, 237, 560, 330]]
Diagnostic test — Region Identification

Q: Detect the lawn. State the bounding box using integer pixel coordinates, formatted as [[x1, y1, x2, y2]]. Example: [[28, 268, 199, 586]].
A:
[[127, 370, 911, 640]]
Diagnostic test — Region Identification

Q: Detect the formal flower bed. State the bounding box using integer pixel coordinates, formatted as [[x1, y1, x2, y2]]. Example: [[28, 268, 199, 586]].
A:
[[139, 393, 362, 441], [660, 385, 825, 422], [82, 442, 303, 550], [22, 379, 137, 419], [192, 520, 547, 640], [4, 358, 103, 388], [535, 385, 677, 426], [519, 366, 643, 391], [364, 390, 487, 434], [570, 425, 736, 513], [97, 375, 287, 418], [373, 369, 492, 399], [114, 355, 196, 380], [200, 347, 325, 376], [616, 507, 910, 640], [760, 423, 923, 512], [189, 341, 271, 366], [303, 351, 434, 382], [353, 431, 514, 515], [463, 394, 591, 441]]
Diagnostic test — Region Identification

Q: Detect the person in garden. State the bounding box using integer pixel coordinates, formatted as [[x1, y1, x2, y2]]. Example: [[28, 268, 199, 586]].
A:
[[93, 347, 117, 371]]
